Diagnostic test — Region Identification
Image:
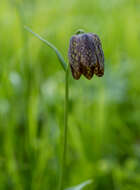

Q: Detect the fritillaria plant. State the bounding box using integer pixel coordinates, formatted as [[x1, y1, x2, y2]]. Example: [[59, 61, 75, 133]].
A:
[[68, 30, 104, 79], [25, 26, 104, 190]]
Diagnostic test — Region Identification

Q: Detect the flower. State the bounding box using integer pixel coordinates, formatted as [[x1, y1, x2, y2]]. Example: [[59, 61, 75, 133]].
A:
[[68, 32, 104, 80]]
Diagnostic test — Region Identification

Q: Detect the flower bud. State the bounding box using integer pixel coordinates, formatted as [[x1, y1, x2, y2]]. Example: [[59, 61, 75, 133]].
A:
[[68, 32, 104, 80]]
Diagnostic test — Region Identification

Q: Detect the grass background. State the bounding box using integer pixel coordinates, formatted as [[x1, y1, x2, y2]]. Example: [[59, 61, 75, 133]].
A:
[[0, 0, 140, 189]]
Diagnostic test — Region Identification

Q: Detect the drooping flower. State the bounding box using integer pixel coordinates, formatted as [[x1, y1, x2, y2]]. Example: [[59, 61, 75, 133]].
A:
[[68, 32, 104, 80]]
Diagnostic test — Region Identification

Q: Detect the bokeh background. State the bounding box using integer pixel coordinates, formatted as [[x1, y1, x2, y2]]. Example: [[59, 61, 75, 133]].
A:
[[0, 0, 140, 189]]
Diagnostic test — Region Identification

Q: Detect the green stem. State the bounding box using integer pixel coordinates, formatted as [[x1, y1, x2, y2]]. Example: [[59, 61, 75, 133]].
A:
[[59, 66, 69, 190]]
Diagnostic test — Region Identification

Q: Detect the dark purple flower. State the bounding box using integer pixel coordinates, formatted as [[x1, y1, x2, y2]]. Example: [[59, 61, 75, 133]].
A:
[[68, 32, 104, 80]]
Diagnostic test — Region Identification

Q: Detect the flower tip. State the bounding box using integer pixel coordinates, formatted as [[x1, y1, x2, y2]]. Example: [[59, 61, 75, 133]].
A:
[[75, 29, 85, 35]]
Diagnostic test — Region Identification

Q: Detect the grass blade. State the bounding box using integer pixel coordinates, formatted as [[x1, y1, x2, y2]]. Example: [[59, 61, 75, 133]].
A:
[[24, 26, 67, 72], [65, 179, 93, 190]]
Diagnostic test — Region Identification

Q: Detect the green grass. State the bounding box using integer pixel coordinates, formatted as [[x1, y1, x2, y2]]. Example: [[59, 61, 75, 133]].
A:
[[0, 0, 140, 189]]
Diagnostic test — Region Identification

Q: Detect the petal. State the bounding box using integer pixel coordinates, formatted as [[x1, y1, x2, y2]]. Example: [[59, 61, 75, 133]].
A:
[[70, 64, 81, 80], [79, 34, 97, 79], [90, 34, 104, 76], [68, 36, 81, 79], [81, 65, 94, 80]]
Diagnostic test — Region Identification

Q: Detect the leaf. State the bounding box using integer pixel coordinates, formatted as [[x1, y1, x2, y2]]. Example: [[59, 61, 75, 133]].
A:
[[24, 26, 67, 72], [65, 179, 93, 190]]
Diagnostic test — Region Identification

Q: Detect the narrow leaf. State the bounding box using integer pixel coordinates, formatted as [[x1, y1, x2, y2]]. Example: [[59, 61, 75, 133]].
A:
[[65, 179, 93, 190], [24, 26, 67, 72]]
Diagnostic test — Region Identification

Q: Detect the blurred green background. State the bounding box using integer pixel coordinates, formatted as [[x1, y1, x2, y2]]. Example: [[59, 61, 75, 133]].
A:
[[0, 0, 140, 189]]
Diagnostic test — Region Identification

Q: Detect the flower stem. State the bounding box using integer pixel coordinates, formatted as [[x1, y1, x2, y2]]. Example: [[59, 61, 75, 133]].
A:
[[59, 66, 69, 190]]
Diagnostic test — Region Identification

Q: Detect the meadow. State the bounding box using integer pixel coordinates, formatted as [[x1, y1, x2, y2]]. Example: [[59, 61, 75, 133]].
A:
[[0, 0, 140, 189]]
